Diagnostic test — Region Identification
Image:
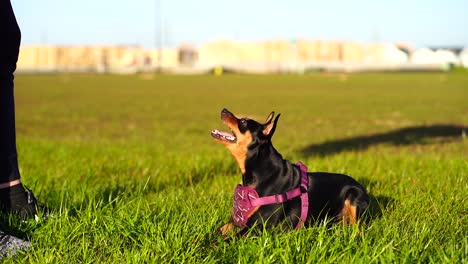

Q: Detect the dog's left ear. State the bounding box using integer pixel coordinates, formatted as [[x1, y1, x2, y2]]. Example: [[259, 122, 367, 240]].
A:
[[262, 113, 281, 138], [265, 111, 275, 123]]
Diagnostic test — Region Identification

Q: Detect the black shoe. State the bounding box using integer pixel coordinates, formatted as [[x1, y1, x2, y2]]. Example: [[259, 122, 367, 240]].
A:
[[0, 184, 49, 222], [0, 231, 30, 258], [18, 187, 49, 222]]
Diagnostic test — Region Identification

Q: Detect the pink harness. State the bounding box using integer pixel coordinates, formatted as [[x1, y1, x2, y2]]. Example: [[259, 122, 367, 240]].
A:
[[232, 162, 309, 230]]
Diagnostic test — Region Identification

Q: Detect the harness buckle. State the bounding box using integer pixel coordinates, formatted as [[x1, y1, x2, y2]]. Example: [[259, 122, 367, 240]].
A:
[[275, 193, 287, 204]]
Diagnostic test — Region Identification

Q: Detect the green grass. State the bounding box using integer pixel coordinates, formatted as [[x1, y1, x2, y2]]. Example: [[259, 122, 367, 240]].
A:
[[3, 73, 467, 263]]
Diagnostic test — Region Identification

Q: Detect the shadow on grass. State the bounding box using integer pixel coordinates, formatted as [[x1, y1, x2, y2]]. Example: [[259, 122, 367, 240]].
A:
[[301, 124, 466, 157], [363, 194, 395, 223]]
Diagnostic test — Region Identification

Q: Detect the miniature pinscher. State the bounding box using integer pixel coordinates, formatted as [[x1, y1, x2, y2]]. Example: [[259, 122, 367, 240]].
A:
[[211, 108, 369, 237]]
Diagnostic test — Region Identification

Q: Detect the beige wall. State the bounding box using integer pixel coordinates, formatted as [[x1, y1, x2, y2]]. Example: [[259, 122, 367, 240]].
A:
[[17, 45, 180, 72], [16, 40, 409, 72]]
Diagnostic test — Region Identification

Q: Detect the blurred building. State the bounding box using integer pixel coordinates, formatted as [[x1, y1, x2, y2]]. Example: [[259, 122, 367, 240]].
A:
[[16, 40, 467, 74], [460, 48, 468, 67], [410, 47, 464, 68], [410, 48, 438, 64]]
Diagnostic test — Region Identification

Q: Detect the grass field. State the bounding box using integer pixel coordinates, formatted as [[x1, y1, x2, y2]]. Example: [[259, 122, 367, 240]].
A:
[[3, 73, 467, 263]]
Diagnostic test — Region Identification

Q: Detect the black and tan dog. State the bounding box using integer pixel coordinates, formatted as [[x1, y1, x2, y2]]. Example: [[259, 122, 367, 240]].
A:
[[211, 108, 369, 237]]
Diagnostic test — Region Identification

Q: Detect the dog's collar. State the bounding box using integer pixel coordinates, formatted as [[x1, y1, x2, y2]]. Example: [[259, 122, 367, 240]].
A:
[[232, 161, 309, 230]]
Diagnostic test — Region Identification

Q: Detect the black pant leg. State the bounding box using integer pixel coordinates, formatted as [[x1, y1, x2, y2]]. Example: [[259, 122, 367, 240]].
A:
[[0, 0, 22, 184]]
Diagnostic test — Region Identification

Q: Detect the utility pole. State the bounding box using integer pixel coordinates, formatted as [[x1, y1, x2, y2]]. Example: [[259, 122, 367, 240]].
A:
[[156, 0, 163, 72]]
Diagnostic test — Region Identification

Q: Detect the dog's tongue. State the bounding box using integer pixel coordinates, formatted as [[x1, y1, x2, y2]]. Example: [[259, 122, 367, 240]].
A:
[[216, 130, 231, 137], [212, 129, 236, 141]]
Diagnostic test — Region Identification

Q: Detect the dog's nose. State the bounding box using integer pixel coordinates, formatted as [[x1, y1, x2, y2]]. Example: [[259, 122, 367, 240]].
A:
[[221, 108, 231, 118]]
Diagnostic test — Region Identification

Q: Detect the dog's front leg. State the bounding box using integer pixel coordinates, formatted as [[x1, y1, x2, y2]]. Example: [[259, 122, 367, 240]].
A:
[[219, 222, 236, 237], [211, 222, 244, 246]]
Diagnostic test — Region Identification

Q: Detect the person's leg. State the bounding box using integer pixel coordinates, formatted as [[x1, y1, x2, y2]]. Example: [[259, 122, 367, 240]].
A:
[[0, 66, 34, 218], [0, 0, 34, 258], [0, 71, 30, 216], [0, 0, 45, 221], [0, 0, 21, 185]]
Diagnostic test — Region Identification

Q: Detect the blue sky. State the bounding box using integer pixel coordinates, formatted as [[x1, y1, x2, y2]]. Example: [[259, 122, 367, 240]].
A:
[[12, 0, 468, 48]]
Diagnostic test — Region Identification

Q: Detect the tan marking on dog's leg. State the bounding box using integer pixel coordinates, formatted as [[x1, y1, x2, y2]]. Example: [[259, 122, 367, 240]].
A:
[[247, 206, 259, 218], [219, 223, 235, 236], [341, 199, 358, 225]]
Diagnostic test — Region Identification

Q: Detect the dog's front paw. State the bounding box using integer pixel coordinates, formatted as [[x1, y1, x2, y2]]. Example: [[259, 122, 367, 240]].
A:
[[218, 223, 235, 236]]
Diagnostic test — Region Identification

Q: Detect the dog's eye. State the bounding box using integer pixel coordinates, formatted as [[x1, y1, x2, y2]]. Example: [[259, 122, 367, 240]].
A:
[[239, 119, 247, 125]]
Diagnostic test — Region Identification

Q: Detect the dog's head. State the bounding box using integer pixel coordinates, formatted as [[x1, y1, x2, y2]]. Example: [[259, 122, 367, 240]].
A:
[[211, 108, 280, 173]]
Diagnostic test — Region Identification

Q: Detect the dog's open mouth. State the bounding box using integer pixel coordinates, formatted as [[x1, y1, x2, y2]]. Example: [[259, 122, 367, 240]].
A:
[[211, 129, 237, 143]]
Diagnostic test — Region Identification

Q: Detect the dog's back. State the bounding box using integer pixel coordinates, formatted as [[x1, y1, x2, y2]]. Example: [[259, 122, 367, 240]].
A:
[[307, 172, 369, 224]]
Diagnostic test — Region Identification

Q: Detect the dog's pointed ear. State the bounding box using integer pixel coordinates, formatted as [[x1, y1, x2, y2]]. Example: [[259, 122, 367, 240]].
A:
[[262, 113, 281, 138], [265, 111, 275, 124]]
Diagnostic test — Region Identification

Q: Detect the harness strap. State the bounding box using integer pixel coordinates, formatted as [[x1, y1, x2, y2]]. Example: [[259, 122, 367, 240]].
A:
[[250, 187, 302, 207], [246, 162, 309, 230], [295, 161, 309, 230]]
